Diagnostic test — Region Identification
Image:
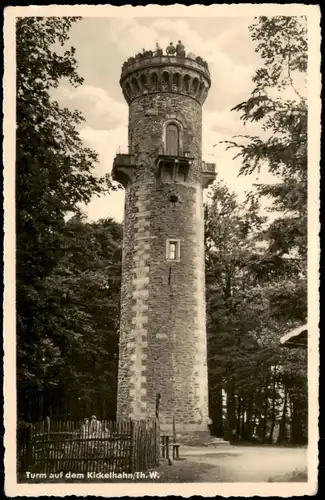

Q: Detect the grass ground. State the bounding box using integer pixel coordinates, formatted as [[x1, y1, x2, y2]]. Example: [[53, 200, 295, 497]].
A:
[[268, 469, 308, 482], [141, 458, 216, 482]]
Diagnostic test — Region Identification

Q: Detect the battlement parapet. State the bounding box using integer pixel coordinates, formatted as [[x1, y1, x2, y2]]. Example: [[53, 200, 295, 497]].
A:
[[120, 55, 211, 106]]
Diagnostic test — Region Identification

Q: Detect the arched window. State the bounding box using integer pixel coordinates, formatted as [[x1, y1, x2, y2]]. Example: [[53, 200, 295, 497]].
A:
[[165, 123, 179, 156], [140, 73, 148, 91], [131, 78, 140, 94], [191, 78, 199, 96], [125, 81, 132, 99], [183, 74, 191, 92], [172, 73, 181, 91], [198, 82, 205, 99], [150, 72, 158, 91], [162, 71, 170, 91]]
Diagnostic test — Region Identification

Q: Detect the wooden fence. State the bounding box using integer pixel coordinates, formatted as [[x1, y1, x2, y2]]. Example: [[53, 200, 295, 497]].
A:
[[17, 418, 160, 478]]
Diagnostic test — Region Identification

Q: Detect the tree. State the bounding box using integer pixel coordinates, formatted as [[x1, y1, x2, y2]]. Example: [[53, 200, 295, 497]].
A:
[[20, 215, 123, 422], [205, 181, 271, 441], [208, 16, 308, 443], [16, 17, 115, 419], [205, 182, 307, 444], [223, 16, 307, 325]]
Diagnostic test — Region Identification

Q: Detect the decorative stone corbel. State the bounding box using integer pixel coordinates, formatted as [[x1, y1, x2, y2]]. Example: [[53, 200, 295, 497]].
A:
[[112, 165, 136, 189], [201, 161, 217, 189]]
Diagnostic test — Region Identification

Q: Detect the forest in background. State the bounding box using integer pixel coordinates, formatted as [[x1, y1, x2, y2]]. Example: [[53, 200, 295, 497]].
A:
[[16, 16, 308, 445]]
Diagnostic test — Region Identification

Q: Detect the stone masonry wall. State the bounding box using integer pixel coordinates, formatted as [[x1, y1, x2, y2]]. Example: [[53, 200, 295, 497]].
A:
[[117, 182, 153, 420], [117, 91, 209, 431]]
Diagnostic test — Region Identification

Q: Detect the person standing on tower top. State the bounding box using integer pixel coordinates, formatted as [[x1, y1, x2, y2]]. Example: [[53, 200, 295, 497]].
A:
[[156, 42, 163, 56], [166, 42, 176, 55], [176, 40, 186, 57]]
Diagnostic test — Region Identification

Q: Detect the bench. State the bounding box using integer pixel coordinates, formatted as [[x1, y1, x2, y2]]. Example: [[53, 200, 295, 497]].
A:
[[161, 435, 170, 458], [172, 443, 180, 460], [161, 435, 180, 460]]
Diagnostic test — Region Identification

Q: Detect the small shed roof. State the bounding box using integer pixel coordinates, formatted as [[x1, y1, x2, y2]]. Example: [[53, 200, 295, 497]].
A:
[[280, 324, 308, 348]]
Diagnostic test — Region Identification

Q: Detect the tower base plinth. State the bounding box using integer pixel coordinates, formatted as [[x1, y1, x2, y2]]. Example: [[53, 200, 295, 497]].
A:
[[159, 423, 230, 447]]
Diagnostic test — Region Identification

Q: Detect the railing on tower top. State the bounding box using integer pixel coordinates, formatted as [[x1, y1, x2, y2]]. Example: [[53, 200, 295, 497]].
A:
[[114, 146, 135, 167], [121, 54, 210, 78], [116, 146, 131, 156]]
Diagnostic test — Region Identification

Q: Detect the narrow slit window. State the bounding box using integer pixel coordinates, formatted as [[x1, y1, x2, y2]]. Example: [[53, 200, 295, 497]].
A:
[[169, 242, 177, 259], [166, 239, 180, 261]]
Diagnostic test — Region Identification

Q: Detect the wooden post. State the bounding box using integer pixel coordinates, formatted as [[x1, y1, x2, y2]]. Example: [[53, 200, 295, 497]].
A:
[[155, 418, 160, 465], [173, 444, 180, 460], [130, 419, 135, 473], [173, 416, 176, 443], [165, 435, 170, 460], [161, 435, 166, 458], [156, 393, 161, 419], [22, 425, 33, 474]]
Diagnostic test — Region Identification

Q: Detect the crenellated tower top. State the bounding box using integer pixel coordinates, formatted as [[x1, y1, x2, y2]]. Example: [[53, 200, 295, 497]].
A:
[[120, 45, 211, 106]]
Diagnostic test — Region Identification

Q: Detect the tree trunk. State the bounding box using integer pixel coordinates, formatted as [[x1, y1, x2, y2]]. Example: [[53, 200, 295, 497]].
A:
[[27, 389, 32, 421], [252, 383, 262, 434], [209, 385, 224, 437], [39, 392, 44, 422], [241, 403, 246, 440], [269, 408, 276, 443], [262, 373, 270, 443], [290, 394, 308, 445], [268, 367, 277, 443], [277, 385, 288, 444], [226, 377, 237, 441], [236, 397, 242, 436], [245, 396, 254, 440]]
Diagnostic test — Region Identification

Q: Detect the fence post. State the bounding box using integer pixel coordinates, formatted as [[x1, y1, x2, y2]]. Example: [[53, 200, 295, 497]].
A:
[[130, 419, 135, 473], [165, 435, 170, 461], [46, 416, 50, 447], [23, 424, 34, 474], [156, 418, 160, 466], [18, 417, 165, 477], [173, 416, 176, 443]]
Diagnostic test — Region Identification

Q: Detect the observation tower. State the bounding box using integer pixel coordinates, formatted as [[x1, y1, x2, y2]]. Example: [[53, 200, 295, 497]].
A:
[[112, 44, 217, 438]]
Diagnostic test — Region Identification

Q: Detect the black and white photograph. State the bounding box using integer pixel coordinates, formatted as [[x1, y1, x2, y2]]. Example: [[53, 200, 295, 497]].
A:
[[3, 4, 320, 497]]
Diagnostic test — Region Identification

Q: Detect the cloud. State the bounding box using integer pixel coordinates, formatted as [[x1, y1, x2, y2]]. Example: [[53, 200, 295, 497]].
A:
[[79, 124, 128, 176], [77, 124, 128, 222], [104, 18, 168, 56], [201, 108, 279, 200], [213, 18, 252, 50], [148, 18, 256, 106], [54, 84, 128, 129], [84, 191, 125, 224], [54, 17, 274, 222], [101, 17, 255, 108], [202, 107, 263, 158]]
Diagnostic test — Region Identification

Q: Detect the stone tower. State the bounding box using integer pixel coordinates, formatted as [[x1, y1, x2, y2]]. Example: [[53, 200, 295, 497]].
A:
[[112, 48, 216, 437]]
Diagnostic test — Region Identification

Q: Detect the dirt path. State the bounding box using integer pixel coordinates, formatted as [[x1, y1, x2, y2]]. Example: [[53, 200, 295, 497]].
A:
[[182, 445, 308, 482], [19, 446, 307, 484]]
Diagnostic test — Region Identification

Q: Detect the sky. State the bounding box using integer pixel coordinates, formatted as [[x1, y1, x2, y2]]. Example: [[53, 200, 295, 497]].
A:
[[51, 15, 291, 223]]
